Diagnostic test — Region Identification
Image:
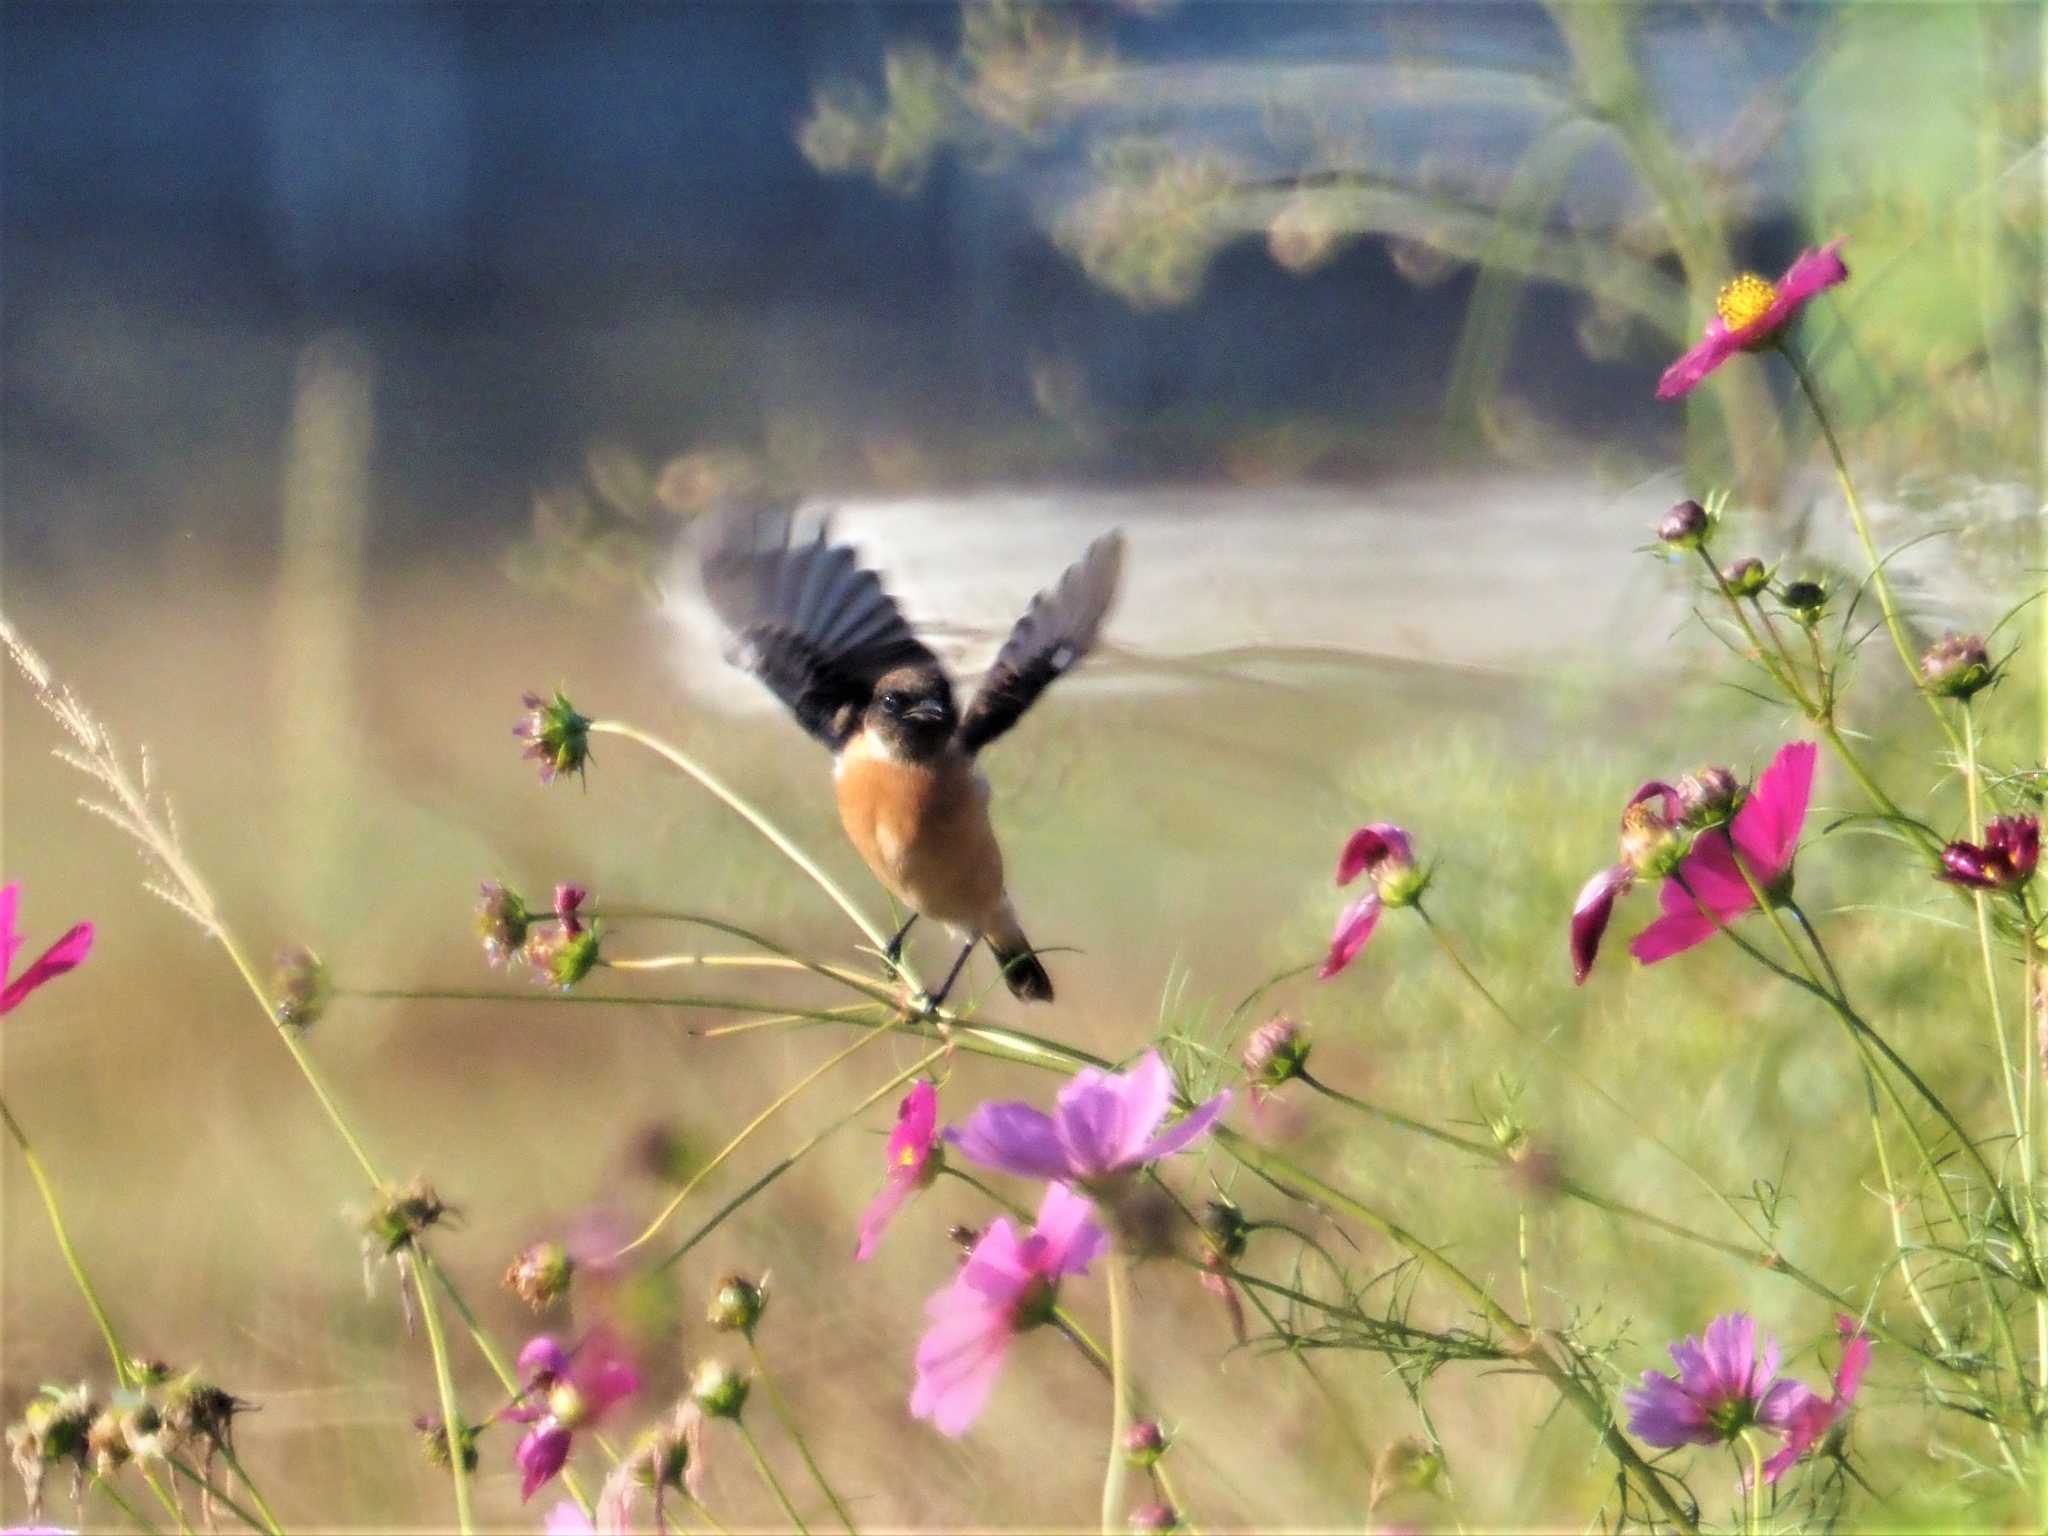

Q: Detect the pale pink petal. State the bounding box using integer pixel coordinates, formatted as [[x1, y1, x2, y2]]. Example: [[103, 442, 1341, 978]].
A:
[[1032, 1181, 1108, 1277], [1053, 1055, 1171, 1174], [1732, 740, 1816, 882], [1319, 890, 1382, 979], [855, 1174, 915, 1262], [955, 1218, 1035, 1299], [1755, 1376, 1818, 1432], [911, 1284, 1013, 1436], [1655, 319, 1740, 399], [1571, 864, 1631, 984], [0, 921, 93, 1015], [546, 1498, 597, 1535]]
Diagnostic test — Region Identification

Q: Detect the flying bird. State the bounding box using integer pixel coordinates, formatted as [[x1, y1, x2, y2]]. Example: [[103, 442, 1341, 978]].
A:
[[698, 504, 1124, 1007]]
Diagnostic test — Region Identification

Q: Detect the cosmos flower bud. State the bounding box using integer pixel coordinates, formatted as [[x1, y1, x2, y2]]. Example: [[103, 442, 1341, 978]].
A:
[[1921, 633, 1994, 700], [504, 1241, 576, 1311], [1241, 1015, 1310, 1088], [514, 690, 593, 785], [1200, 1199, 1250, 1264], [1777, 578, 1827, 625], [1123, 1418, 1167, 1467], [475, 882, 532, 967], [1129, 1501, 1179, 1534], [1372, 1436, 1444, 1500], [1677, 767, 1741, 827], [1656, 498, 1711, 552], [708, 1274, 768, 1336], [690, 1360, 750, 1421], [1721, 557, 1770, 598], [414, 1413, 480, 1473], [271, 946, 331, 1030]]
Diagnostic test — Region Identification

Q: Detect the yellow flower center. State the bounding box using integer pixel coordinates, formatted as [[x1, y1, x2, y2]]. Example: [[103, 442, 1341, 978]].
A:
[[896, 1145, 921, 1168], [1714, 272, 1778, 333]]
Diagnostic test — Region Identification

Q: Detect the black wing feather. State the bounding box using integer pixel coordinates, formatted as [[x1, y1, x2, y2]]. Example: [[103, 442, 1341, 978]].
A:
[[957, 530, 1124, 756], [699, 502, 942, 751]]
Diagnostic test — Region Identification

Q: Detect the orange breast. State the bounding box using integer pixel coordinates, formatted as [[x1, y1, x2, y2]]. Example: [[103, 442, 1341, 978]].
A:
[[835, 742, 1006, 931]]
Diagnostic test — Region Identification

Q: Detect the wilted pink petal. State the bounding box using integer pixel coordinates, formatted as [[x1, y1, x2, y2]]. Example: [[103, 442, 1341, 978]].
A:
[[1570, 864, 1632, 984], [517, 1421, 573, 1500], [0, 880, 94, 1018]]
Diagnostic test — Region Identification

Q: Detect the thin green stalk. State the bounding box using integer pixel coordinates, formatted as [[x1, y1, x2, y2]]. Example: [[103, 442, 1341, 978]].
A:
[[747, 1335, 857, 1535], [410, 1248, 475, 1535], [0, 1093, 133, 1387], [211, 1441, 288, 1536], [736, 1416, 810, 1534], [1964, 705, 2028, 1149], [615, 1028, 889, 1259], [1782, 345, 1959, 755], [1741, 1431, 1765, 1536], [96, 1471, 162, 1533], [1216, 1127, 1698, 1535], [1101, 1249, 1134, 1536], [1699, 546, 1814, 715], [165, 1454, 274, 1536]]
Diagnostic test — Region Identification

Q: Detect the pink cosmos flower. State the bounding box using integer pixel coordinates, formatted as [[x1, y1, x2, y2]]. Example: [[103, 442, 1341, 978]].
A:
[[911, 1181, 1106, 1436], [1762, 1315, 1872, 1484], [1940, 815, 2040, 891], [857, 1079, 941, 1260], [1655, 241, 1848, 399], [510, 1330, 641, 1500], [1570, 781, 1685, 985], [0, 881, 94, 1017], [945, 1051, 1229, 1187], [1624, 1313, 1815, 1449], [1321, 823, 1424, 979], [1628, 742, 1816, 966]]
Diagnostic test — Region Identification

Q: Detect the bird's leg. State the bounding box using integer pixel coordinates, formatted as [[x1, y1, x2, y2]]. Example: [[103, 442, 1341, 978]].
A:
[[923, 939, 977, 1012], [884, 912, 919, 967]]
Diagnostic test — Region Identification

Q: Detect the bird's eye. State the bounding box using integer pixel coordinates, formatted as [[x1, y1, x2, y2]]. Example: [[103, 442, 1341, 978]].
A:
[[879, 691, 904, 713]]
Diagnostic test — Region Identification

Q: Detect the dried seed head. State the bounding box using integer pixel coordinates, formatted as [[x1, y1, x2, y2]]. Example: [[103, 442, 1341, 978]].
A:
[[474, 881, 533, 966], [1199, 1199, 1250, 1264], [413, 1413, 479, 1473], [361, 1177, 453, 1255], [272, 946, 331, 1030], [504, 1241, 577, 1312]]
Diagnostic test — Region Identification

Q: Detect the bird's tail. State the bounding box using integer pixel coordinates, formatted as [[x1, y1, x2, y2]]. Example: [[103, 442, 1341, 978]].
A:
[[986, 907, 1054, 1004]]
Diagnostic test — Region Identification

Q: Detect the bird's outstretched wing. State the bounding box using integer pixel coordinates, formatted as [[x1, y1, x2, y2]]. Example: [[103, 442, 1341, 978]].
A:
[[956, 530, 1124, 756], [699, 501, 944, 751]]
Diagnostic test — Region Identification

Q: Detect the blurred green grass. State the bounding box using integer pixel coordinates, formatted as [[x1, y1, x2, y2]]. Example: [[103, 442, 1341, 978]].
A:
[[1, 554, 2038, 1530]]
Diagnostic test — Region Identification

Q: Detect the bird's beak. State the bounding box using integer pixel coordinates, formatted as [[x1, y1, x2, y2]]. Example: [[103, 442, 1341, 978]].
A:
[[904, 700, 948, 725]]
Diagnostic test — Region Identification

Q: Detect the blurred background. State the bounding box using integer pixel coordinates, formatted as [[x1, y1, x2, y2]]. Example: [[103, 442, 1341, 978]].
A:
[[3, 2, 2042, 1529]]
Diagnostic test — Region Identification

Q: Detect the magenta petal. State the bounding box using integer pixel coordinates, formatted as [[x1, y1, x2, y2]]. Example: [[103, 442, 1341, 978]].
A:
[[0, 881, 21, 976], [946, 1101, 1073, 1180], [1833, 1323, 1873, 1403], [1776, 240, 1848, 307], [1571, 864, 1631, 984], [892, 1079, 939, 1157], [1755, 1376, 1817, 1432], [1732, 740, 1816, 881], [1628, 908, 1716, 965], [519, 1335, 571, 1383], [1655, 320, 1739, 399], [1319, 890, 1382, 979], [1666, 829, 1754, 916], [518, 1422, 573, 1501], [1131, 1091, 1230, 1164], [1033, 1181, 1107, 1277], [0, 921, 93, 1015], [855, 1174, 914, 1262], [1335, 823, 1411, 886]]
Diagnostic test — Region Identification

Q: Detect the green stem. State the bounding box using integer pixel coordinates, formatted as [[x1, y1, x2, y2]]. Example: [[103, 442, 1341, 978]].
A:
[[1742, 1431, 1765, 1536], [212, 1441, 288, 1536], [1964, 704, 2028, 1150], [1782, 345, 1960, 755], [1216, 1127, 1698, 1535], [166, 1453, 275, 1536], [747, 1336, 857, 1534], [0, 1092, 133, 1388], [1698, 546, 1814, 715], [96, 1471, 162, 1533], [1101, 1249, 1134, 1536], [737, 1416, 810, 1534], [410, 1248, 476, 1535]]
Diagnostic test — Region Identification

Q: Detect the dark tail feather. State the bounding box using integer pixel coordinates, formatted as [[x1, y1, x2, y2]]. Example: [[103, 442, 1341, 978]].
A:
[[989, 936, 1054, 1003]]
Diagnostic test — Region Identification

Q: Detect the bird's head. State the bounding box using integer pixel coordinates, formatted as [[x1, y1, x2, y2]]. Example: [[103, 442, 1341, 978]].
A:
[[865, 667, 956, 761]]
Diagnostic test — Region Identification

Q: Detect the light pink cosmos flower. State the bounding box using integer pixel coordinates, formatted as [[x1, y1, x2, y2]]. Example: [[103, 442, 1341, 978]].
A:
[[1321, 823, 1423, 979], [1629, 742, 1816, 966], [1762, 1314, 1872, 1484], [857, 1079, 941, 1261], [511, 1330, 642, 1500], [1624, 1312, 1814, 1449], [911, 1181, 1106, 1436], [0, 881, 94, 1017], [945, 1051, 1229, 1187], [1655, 241, 1848, 399]]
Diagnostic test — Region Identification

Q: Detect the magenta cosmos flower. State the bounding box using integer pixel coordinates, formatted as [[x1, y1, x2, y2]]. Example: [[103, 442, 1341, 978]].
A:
[[511, 1330, 641, 1500], [1624, 1313, 1815, 1449], [1573, 743, 1816, 980], [857, 1079, 941, 1260], [945, 1050, 1229, 1187], [1762, 1315, 1872, 1484], [1940, 814, 2040, 892], [1321, 823, 1425, 979], [1655, 241, 1848, 399], [911, 1180, 1106, 1436], [0, 881, 94, 1017]]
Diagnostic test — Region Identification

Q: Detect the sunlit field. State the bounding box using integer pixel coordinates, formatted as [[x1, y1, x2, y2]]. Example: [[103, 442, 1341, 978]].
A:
[[4, 3, 2044, 1533]]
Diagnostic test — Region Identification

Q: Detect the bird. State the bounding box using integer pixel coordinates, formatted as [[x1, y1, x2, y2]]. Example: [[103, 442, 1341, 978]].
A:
[[696, 502, 1124, 1008]]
